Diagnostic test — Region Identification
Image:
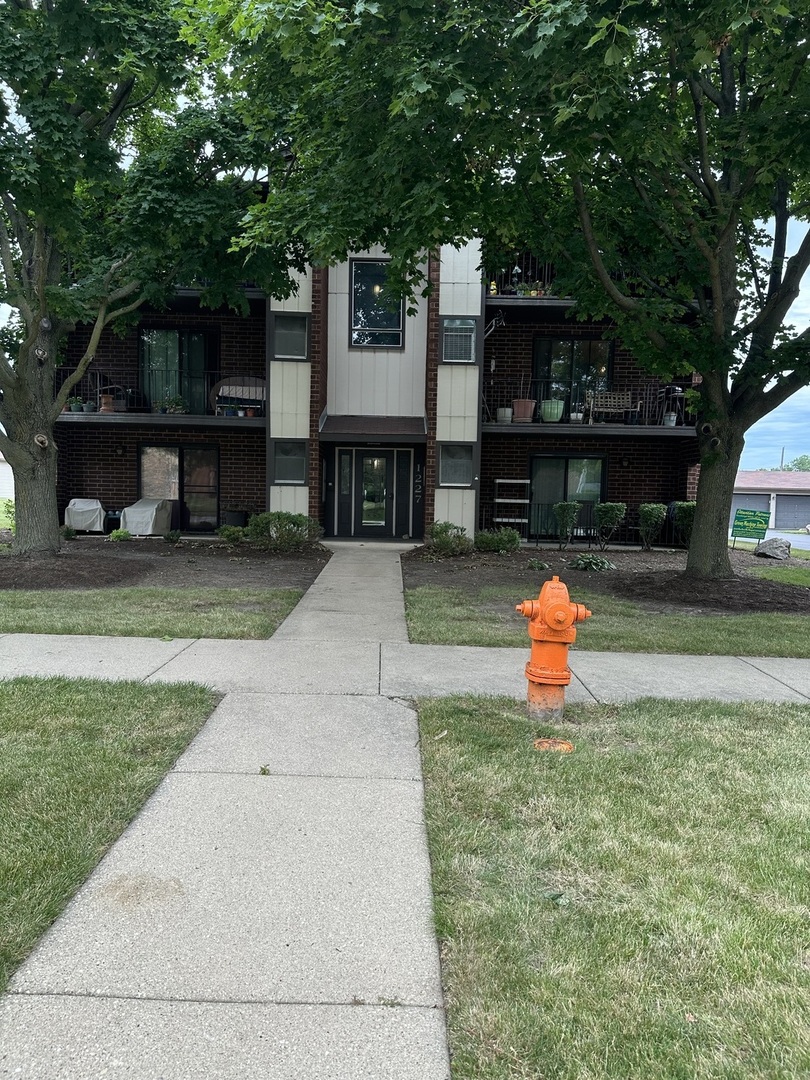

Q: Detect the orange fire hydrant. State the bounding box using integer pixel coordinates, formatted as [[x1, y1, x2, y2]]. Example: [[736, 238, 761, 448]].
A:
[[516, 576, 591, 718]]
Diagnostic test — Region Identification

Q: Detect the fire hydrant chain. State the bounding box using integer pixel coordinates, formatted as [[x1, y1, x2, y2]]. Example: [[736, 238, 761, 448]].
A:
[[516, 575, 592, 718]]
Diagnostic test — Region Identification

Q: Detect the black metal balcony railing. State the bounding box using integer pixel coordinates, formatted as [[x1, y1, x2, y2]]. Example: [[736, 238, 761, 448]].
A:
[[484, 253, 558, 298], [482, 377, 692, 426], [55, 370, 266, 417]]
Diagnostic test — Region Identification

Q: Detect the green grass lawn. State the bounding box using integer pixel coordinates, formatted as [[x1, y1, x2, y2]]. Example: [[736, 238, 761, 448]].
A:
[[0, 676, 218, 992], [405, 584, 810, 656], [419, 695, 810, 1079], [0, 586, 302, 638]]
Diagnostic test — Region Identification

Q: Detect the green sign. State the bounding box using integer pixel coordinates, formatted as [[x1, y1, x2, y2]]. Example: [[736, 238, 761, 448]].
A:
[[731, 508, 770, 539]]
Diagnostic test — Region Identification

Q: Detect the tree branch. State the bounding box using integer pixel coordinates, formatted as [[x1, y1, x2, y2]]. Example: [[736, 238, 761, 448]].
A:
[[571, 172, 669, 352]]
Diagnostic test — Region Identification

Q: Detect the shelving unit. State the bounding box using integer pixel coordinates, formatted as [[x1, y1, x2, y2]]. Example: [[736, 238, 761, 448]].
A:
[[493, 478, 531, 537]]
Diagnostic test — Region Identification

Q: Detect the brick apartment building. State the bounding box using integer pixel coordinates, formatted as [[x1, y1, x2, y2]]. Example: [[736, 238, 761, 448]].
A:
[[56, 241, 700, 539]]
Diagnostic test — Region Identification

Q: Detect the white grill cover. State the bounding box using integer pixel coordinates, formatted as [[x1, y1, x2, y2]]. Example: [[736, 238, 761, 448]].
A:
[[120, 498, 173, 536], [64, 498, 105, 533]]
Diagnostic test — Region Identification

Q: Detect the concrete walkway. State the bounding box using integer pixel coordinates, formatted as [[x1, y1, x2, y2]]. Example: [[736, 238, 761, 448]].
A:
[[2, 541, 810, 1078]]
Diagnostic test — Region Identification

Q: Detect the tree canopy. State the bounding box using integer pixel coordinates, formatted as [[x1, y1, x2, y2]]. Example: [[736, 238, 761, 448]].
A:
[[194, 0, 810, 577], [0, 0, 298, 553]]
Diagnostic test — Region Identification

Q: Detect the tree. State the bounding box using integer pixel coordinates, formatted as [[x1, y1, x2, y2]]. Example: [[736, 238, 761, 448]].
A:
[[0, 0, 296, 555], [776, 455, 810, 471], [194, 0, 810, 578]]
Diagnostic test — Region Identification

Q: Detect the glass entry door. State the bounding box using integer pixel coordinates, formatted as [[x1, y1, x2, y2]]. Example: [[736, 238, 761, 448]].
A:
[[354, 451, 395, 536], [140, 444, 219, 531]]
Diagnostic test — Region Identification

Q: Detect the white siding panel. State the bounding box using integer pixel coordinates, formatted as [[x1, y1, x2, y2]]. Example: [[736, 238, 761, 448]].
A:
[[436, 366, 480, 442], [439, 241, 483, 316], [0, 459, 13, 501], [269, 486, 310, 514], [273, 269, 312, 313], [269, 362, 310, 438], [327, 254, 427, 416], [433, 489, 476, 535]]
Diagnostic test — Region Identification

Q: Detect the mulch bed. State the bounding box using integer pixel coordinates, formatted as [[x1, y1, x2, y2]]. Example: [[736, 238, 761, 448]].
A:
[[2, 535, 808, 616], [400, 545, 810, 616], [0, 535, 331, 592]]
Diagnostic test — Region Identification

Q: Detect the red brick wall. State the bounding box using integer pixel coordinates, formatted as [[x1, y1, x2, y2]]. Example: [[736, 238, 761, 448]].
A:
[[308, 268, 329, 521], [55, 423, 266, 520], [480, 431, 699, 529]]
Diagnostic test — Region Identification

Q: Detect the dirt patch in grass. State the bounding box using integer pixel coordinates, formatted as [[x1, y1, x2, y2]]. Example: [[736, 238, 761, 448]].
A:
[[401, 545, 810, 615], [0, 535, 331, 591]]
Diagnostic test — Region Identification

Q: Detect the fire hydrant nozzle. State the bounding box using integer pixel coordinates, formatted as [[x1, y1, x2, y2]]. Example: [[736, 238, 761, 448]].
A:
[[516, 575, 592, 718]]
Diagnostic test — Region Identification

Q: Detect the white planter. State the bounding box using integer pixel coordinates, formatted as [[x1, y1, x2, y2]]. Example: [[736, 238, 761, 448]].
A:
[[663, 412, 677, 427], [496, 407, 513, 424]]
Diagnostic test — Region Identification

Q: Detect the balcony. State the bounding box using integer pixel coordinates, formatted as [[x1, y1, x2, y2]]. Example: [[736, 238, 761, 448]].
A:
[[484, 253, 570, 303], [55, 370, 266, 425], [482, 377, 694, 429]]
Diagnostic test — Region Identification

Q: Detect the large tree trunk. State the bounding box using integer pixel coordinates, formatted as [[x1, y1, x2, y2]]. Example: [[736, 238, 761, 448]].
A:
[[10, 435, 60, 556], [3, 322, 63, 556], [684, 420, 745, 580]]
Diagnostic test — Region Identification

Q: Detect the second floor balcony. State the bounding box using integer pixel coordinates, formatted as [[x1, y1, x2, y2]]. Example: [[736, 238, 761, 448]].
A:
[[55, 369, 266, 423], [482, 376, 694, 428]]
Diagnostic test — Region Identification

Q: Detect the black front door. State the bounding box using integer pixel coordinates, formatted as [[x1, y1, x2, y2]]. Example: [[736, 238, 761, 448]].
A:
[[354, 450, 395, 536]]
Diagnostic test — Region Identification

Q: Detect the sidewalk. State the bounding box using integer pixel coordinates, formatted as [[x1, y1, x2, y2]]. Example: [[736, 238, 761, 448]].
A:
[[2, 542, 810, 1078]]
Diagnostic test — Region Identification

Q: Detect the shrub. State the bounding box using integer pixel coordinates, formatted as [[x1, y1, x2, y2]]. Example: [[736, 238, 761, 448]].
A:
[[672, 501, 696, 547], [244, 511, 323, 552], [638, 503, 667, 550], [474, 527, 521, 553], [424, 520, 473, 557], [593, 502, 626, 551], [527, 557, 551, 571], [107, 528, 132, 542], [571, 552, 616, 571], [163, 530, 182, 545], [552, 501, 580, 550], [60, 525, 77, 540], [3, 499, 15, 534], [216, 524, 245, 545]]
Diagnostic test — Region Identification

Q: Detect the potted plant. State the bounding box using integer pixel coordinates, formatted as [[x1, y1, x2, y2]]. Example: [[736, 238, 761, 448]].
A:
[[512, 376, 536, 423], [67, 395, 84, 412], [222, 505, 249, 527], [541, 398, 564, 422], [161, 393, 189, 414], [82, 400, 97, 412]]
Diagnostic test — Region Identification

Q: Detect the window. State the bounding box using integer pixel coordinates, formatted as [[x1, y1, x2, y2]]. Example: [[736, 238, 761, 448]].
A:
[[274, 314, 308, 360], [442, 318, 476, 363], [273, 440, 307, 484], [350, 260, 403, 347], [439, 444, 474, 486], [139, 329, 216, 414], [140, 444, 219, 532], [529, 455, 604, 536], [533, 338, 612, 411]]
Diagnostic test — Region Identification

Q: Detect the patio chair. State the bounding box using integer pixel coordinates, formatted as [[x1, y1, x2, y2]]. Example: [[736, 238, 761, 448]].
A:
[[64, 498, 105, 533]]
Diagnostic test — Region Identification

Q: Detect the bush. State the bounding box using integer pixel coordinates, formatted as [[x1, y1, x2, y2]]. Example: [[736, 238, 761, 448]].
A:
[[163, 530, 182, 545], [638, 503, 667, 550], [474, 527, 521, 554], [593, 502, 626, 551], [60, 526, 77, 540], [216, 524, 245, 545], [672, 501, 696, 547], [571, 552, 616, 571], [3, 499, 15, 534], [552, 501, 580, 550], [527, 557, 551, 571], [424, 520, 473, 557], [107, 528, 132, 542], [244, 511, 323, 552]]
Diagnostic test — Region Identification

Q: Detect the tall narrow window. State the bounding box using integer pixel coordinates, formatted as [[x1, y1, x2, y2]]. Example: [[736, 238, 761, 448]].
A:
[[442, 318, 476, 363], [140, 329, 216, 413], [350, 260, 403, 347]]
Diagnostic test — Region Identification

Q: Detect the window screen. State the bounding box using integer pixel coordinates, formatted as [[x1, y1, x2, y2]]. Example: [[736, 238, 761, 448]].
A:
[[439, 444, 474, 486]]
